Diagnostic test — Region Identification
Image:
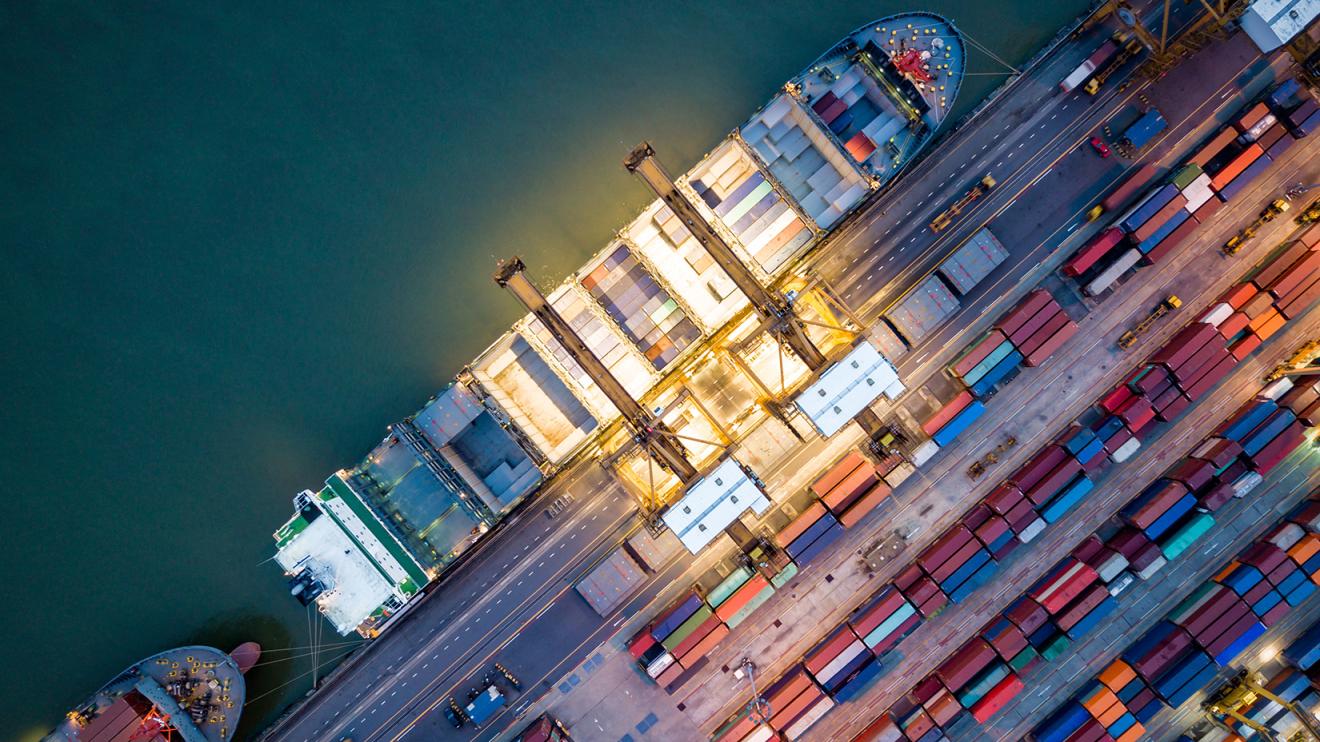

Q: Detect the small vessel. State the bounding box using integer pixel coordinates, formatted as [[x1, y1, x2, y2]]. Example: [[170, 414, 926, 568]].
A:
[[44, 643, 259, 742]]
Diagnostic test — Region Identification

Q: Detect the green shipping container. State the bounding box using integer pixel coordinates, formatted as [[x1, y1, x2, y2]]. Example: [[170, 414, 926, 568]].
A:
[[662, 605, 713, 652], [1160, 512, 1216, 561], [1172, 163, 1204, 189], [1009, 646, 1040, 673], [771, 563, 799, 589], [707, 566, 755, 608], [1040, 634, 1072, 661], [963, 341, 1015, 385], [957, 662, 1009, 707]]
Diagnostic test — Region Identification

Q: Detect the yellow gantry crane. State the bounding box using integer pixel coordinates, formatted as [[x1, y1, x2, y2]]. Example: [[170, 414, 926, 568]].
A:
[[1203, 669, 1320, 741]]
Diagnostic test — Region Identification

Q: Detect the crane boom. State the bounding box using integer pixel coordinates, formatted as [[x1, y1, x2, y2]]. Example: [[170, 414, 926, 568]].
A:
[[624, 142, 828, 371], [494, 258, 699, 484]]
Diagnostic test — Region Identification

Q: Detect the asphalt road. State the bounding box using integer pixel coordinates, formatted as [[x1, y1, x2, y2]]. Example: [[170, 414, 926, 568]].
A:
[[260, 4, 1296, 740]]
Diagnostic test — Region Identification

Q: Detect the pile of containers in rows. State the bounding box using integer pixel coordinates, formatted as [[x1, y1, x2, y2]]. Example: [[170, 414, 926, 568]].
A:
[[1067, 78, 1312, 296], [926, 288, 1078, 449], [808, 451, 897, 528], [1032, 487, 1320, 741], [629, 544, 797, 692], [1033, 660, 1154, 742], [716, 278, 1319, 741], [858, 376, 1320, 740], [1179, 661, 1320, 741]]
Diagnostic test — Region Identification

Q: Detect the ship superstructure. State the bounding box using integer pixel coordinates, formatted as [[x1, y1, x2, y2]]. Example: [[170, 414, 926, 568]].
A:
[[273, 12, 963, 637], [44, 644, 258, 742]]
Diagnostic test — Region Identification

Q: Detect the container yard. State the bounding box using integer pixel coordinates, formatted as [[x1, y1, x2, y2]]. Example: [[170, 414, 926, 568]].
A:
[[259, 4, 1320, 742]]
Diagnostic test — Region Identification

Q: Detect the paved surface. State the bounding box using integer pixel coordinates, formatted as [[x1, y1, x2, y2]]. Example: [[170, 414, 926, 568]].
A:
[[259, 5, 1317, 741]]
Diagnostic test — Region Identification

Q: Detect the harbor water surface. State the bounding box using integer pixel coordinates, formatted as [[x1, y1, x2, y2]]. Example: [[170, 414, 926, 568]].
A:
[[1, 1, 1087, 737]]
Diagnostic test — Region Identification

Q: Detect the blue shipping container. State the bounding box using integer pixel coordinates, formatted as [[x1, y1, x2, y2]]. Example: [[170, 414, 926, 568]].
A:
[[1243, 408, 1297, 456], [1221, 564, 1265, 596], [1219, 156, 1274, 202], [1223, 400, 1276, 441], [822, 649, 873, 692], [1124, 108, 1169, 150], [1064, 427, 1096, 455], [1215, 621, 1266, 666], [1165, 661, 1219, 706], [1136, 208, 1191, 253], [933, 400, 987, 447], [949, 560, 1000, 604], [1287, 580, 1316, 607], [1076, 437, 1107, 466], [940, 548, 992, 594], [1253, 589, 1283, 616], [1144, 493, 1196, 540], [1035, 702, 1090, 742], [794, 522, 844, 566], [787, 512, 839, 558], [832, 656, 886, 702], [1066, 595, 1117, 640], [1122, 183, 1179, 232], [969, 351, 1024, 398], [1042, 475, 1095, 524]]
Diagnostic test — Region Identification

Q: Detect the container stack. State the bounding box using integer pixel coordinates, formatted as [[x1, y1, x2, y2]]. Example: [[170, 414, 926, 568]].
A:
[[811, 451, 893, 528], [1063, 226, 1126, 278], [761, 665, 836, 740], [1196, 666, 1317, 740], [1150, 322, 1236, 403], [993, 289, 1078, 370], [920, 389, 988, 449], [777, 501, 845, 568], [916, 522, 1001, 605], [848, 586, 922, 659], [804, 625, 877, 700], [937, 229, 1009, 296], [1008, 444, 1094, 526], [1032, 660, 1154, 742]]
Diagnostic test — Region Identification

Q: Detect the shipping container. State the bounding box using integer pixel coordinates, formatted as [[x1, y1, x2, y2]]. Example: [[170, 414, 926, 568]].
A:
[[1102, 164, 1160, 213], [939, 228, 1009, 295], [1065, 227, 1127, 277], [1085, 249, 1142, 296], [887, 274, 960, 344], [1123, 109, 1168, 150]]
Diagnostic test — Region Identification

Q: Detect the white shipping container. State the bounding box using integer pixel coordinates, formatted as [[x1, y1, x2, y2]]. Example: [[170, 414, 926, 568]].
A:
[[1269, 522, 1305, 550], [1107, 572, 1135, 596], [1199, 302, 1234, 326], [1233, 471, 1263, 498], [1183, 181, 1215, 212], [884, 462, 915, 488], [1085, 249, 1142, 296], [911, 440, 940, 467], [741, 725, 776, 742], [1136, 556, 1167, 580], [784, 696, 835, 740], [1112, 438, 1142, 462], [1019, 518, 1046, 543], [1263, 377, 1295, 399], [646, 652, 675, 678], [1097, 553, 1130, 583]]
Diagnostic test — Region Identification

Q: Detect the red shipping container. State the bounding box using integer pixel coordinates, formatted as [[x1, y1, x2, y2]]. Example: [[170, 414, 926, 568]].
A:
[[1118, 396, 1156, 433], [1254, 242, 1311, 289], [1181, 588, 1239, 637], [912, 676, 943, 705], [1025, 458, 1084, 505], [1130, 542, 1163, 571], [952, 332, 1009, 378], [1025, 321, 1079, 366], [1194, 195, 1223, 223], [1129, 365, 1170, 395], [984, 622, 1028, 660], [822, 465, 880, 514], [1184, 354, 1238, 401], [1017, 310, 1071, 355], [1056, 583, 1111, 630], [1237, 102, 1271, 131], [776, 502, 827, 547], [1143, 216, 1200, 264], [851, 590, 908, 636], [805, 625, 860, 674], [1240, 542, 1289, 576], [1011, 445, 1071, 492], [1169, 458, 1216, 492], [1301, 222, 1320, 248], [1242, 580, 1274, 606], [1072, 535, 1105, 564], [1159, 393, 1193, 421], [1130, 626, 1193, 679], [1220, 282, 1258, 310], [1194, 438, 1243, 468], [935, 638, 997, 692], [1102, 427, 1134, 454], [1007, 500, 1038, 531], [918, 525, 974, 573], [1300, 398, 1320, 427], [1198, 482, 1236, 511], [1108, 528, 1150, 559], [1006, 598, 1049, 635], [895, 564, 923, 591], [1230, 334, 1262, 360], [1132, 195, 1190, 242], [1267, 251, 1320, 298], [869, 614, 921, 656], [903, 576, 940, 605], [1152, 323, 1219, 369], [1218, 311, 1251, 338], [927, 539, 984, 583], [970, 673, 1024, 723], [1100, 385, 1136, 414], [963, 503, 994, 531], [1278, 277, 1320, 320], [975, 516, 1010, 548], [1190, 128, 1239, 166], [918, 591, 948, 618], [1009, 304, 1063, 348], [996, 290, 1054, 337], [1065, 227, 1126, 277], [1250, 422, 1306, 473], [1262, 600, 1292, 627], [986, 483, 1025, 515]]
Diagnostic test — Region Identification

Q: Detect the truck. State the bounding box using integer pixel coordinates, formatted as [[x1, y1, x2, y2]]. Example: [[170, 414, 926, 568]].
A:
[[1121, 109, 1167, 152], [930, 174, 996, 232], [465, 684, 507, 727], [1060, 40, 1121, 95]]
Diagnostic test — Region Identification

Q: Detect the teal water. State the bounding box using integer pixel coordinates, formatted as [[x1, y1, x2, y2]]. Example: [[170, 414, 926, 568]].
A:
[[1, 2, 1087, 738]]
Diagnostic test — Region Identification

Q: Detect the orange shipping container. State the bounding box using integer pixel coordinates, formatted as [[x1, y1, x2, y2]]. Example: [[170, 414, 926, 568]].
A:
[[840, 483, 893, 527], [1221, 282, 1258, 309], [1098, 660, 1136, 691], [1210, 144, 1264, 191], [1289, 533, 1320, 565], [770, 686, 824, 730], [715, 575, 771, 621], [677, 623, 729, 666], [1096, 701, 1127, 727], [776, 502, 826, 547], [1189, 128, 1239, 166], [823, 465, 880, 514], [1256, 312, 1287, 340], [812, 451, 868, 497], [1115, 725, 1147, 742], [1248, 307, 1281, 333]]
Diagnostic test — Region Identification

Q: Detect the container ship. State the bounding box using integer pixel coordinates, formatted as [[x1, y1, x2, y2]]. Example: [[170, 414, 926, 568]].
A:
[[43, 643, 259, 742], [273, 12, 963, 638]]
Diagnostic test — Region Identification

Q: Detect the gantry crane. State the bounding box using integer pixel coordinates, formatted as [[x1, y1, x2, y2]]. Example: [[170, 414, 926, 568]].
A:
[[494, 258, 699, 485], [1203, 669, 1320, 741], [1266, 340, 1320, 382], [623, 142, 901, 451], [1099, 0, 1253, 76]]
